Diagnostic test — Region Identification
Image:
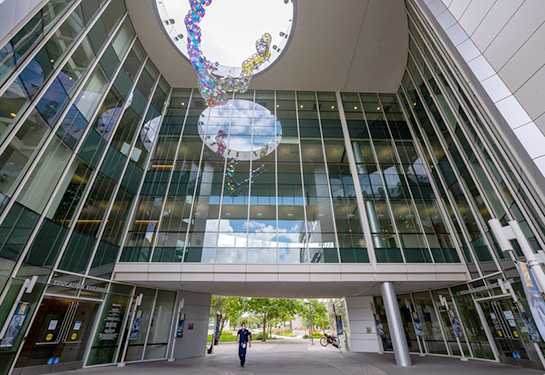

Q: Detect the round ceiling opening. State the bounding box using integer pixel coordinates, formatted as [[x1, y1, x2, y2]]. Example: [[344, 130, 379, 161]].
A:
[[156, 0, 295, 78]]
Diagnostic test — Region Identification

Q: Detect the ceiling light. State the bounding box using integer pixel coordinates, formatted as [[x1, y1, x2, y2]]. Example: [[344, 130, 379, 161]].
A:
[[376, 107, 380, 110], [10, 113, 16, 117], [354, 106, 358, 110], [300, 105, 303, 108], [331, 106, 334, 109]]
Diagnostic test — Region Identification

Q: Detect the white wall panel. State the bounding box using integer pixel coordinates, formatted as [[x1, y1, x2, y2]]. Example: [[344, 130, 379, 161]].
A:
[[484, 0, 545, 71], [345, 296, 380, 353], [458, 0, 495, 36], [499, 22, 545, 92], [172, 291, 212, 360], [471, 0, 524, 50]]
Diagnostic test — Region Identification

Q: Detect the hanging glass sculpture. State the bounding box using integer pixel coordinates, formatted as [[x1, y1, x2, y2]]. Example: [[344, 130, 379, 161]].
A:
[[185, 0, 272, 107]]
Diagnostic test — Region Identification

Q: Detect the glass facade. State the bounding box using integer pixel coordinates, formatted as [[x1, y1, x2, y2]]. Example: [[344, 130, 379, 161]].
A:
[[0, 0, 544, 373]]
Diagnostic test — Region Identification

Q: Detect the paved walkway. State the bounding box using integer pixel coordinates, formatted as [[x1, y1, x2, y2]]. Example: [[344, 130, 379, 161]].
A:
[[57, 338, 544, 375]]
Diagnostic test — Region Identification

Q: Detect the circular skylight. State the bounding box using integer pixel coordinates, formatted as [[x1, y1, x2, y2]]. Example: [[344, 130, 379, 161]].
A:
[[156, 0, 295, 77]]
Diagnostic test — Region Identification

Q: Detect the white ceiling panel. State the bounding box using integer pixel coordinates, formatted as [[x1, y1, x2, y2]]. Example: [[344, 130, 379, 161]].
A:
[[125, 0, 408, 92]]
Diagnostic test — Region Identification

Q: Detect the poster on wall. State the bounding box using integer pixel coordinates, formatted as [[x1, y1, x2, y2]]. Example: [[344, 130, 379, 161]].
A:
[[335, 315, 343, 336], [516, 261, 545, 341], [411, 311, 424, 336], [374, 313, 384, 336], [129, 310, 143, 340], [176, 312, 186, 338], [0, 302, 29, 347], [447, 309, 463, 338], [514, 300, 540, 342]]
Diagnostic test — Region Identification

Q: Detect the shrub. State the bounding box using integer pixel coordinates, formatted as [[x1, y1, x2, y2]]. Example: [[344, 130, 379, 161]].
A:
[[253, 332, 268, 340], [222, 330, 233, 336], [303, 332, 322, 339]]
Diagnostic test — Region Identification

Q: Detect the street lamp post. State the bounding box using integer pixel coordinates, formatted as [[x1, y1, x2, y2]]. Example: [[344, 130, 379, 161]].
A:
[[305, 301, 314, 345]]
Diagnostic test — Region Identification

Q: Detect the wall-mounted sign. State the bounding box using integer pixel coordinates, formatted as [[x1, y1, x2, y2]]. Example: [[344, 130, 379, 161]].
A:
[[129, 310, 143, 340], [412, 311, 424, 336], [374, 313, 384, 336], [335, 315, 343, 336], [176, 312, 186, 338], [514, 300, 540, 342], [447, 309, 463, 338], [99, 303, 122, 341], [516, 261, 545, 341], [50, 279, 108, 293], [48, 320, 58, 330], [455, 279, 515, 296], [0, 302, 29, 347]]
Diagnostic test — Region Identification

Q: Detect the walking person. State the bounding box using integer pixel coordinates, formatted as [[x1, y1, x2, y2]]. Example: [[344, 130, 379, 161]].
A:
[[236, 322, 251, 367]]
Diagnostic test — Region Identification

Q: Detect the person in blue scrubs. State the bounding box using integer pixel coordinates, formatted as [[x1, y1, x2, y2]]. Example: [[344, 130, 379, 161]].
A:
[[236, 322, 252, 367]]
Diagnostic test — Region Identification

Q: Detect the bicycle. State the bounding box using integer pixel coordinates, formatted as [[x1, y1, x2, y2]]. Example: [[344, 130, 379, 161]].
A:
[[319, 333, 339, 348]]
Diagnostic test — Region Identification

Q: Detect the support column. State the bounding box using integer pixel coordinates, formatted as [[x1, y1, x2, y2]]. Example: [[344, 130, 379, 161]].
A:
[[381, 282, 412, 367]]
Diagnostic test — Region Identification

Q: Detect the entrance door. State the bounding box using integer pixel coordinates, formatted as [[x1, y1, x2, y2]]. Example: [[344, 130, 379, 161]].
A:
[[479, 298, 540, 369], [14, 298, 98, 374]]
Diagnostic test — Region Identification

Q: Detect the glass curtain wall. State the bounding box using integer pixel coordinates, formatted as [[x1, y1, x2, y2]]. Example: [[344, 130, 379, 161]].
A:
[[119, 89, 460, 265], [400, 1, 545, 281], [0, 0, 176, 371]]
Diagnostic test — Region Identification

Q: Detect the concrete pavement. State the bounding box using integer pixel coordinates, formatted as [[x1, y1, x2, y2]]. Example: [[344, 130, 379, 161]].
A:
[[53, 338, 544, 375]]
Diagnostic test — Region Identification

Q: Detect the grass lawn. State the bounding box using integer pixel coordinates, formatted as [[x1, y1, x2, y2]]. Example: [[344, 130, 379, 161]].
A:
[[207, 335, 238, 342]]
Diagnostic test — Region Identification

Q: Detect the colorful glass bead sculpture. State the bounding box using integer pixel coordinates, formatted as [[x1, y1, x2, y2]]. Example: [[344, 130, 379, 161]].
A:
[[185, 0, 271, 107]]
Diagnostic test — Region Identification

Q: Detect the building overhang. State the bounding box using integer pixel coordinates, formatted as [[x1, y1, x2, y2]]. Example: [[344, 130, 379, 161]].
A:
[[113, 263, 469, 298]]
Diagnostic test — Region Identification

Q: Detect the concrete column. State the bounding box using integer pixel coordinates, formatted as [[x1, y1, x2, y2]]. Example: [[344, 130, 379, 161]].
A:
[[172, 291, 212, 359], [381, 282, 412, 367]]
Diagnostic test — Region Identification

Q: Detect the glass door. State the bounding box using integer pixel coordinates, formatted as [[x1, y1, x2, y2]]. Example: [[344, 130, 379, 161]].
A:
[[15, 298, 98, 372], [478, 298, 540, 369]]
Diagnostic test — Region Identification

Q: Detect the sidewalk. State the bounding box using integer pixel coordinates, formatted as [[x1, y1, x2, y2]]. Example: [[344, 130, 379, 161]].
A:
[[54, 339, 544, 375]]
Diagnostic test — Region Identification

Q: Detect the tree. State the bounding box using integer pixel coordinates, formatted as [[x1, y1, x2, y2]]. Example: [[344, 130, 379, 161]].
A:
[[302, 299, 328, 333], [210, 296, 246, 335], [244, 298, 304, 341]]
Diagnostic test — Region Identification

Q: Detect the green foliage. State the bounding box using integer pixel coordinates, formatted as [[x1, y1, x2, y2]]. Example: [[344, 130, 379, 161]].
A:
[[302, 332, 322, 339], [222, 330, 233, 336], [244, 298, 305, 341], [282, 332, 297, 337], [209, 295, 306, 342], [253, 331, 268, 340], [301, 299, 328, 328], [207, 334, 238, 342], [210, 296, 246, 331]]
